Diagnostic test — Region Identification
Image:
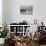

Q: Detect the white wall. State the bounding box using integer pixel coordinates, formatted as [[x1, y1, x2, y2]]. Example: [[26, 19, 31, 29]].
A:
[[0, 0, 2, 27], [2, 0, 8, 24], [8, 0, 38, 24], [2, 0, 46, 26]]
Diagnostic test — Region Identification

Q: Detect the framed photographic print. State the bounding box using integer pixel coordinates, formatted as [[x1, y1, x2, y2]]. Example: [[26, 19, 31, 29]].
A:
[[20, 5, 33, 15]]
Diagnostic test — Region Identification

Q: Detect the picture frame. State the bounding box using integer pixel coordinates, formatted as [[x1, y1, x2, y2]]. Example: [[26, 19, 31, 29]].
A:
[[20, 5, 33, 15]]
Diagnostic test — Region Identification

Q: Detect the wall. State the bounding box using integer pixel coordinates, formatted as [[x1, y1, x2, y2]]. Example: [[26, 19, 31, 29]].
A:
[[8, 0, 38, 24], [0, 0, 2, 27], [2, 0, 46, 26], [2, 0, 8, 24]]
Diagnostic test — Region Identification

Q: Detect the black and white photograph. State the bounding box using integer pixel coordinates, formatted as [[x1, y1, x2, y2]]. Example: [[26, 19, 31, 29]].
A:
[[20, 5, 33, 15]]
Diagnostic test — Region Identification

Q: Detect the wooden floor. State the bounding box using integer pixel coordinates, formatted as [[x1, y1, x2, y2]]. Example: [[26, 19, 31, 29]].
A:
[[40, 45, 46, 46], [0, 44, 46, 46], [0, 44, 4, 46]]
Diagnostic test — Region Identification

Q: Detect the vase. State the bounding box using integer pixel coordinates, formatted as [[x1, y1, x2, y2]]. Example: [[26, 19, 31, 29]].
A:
[[0, 38, 5, 44]]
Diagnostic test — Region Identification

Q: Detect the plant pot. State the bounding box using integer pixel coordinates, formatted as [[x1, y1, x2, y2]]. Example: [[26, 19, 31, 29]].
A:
[[0, 38, 5, 44]]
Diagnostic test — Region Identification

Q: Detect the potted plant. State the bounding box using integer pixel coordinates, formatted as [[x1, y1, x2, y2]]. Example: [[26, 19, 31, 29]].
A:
[[0, 23, 9, 44]]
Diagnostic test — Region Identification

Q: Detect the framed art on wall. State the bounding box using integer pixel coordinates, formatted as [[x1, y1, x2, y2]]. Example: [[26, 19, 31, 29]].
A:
[[20, 5, 33, 15]]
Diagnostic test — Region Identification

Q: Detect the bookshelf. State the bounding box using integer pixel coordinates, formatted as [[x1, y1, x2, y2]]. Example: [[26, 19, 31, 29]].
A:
[[9, 25, 30, 37]]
